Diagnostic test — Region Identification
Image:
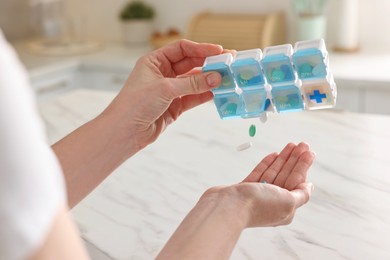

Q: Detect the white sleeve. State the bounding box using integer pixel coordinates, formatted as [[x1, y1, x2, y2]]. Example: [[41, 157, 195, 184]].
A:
[[0, 30, 66, 260]]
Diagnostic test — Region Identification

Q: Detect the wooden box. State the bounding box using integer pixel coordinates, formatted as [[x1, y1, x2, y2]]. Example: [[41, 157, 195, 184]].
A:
[[186, 12, 287, 50]]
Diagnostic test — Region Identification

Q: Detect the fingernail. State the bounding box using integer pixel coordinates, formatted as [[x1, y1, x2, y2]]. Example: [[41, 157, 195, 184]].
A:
[[206, 72, 220, 87]]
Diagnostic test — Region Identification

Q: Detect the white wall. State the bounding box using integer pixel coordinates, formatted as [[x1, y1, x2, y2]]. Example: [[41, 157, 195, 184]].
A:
[[357, 0, 390, 51], [326, 0, 390, 51]]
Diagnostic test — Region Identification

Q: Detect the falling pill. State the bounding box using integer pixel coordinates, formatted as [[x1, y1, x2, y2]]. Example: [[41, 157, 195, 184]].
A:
[[236, 142, 253, 151], [249, 124, 256, 137], [259, 112, 267, 123]]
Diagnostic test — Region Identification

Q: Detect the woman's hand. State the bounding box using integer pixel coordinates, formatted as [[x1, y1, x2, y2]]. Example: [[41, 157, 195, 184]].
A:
[[105, 39, 223, 151], [157, 142, 316, 259], [53, 40, 223, 207], [202, 142, 316, 228]]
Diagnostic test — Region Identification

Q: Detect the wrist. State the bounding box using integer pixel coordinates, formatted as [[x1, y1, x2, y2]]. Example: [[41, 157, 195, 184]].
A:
[[199, 185, 252, 230], [96, 109, 142, 158], [101, 90, 154, 156], [157, 186, 251, 259]]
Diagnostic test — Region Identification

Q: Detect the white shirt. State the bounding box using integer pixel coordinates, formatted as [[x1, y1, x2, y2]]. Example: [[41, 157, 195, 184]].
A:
[[0, 30, 66, 260]]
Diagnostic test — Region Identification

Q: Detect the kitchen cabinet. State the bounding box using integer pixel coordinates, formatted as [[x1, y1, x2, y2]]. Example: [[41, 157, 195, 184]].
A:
[[334, 82, 361, 112], [330, 51, 390, 115], [73, 69, 128, 92], [362, 82, 390, 114], [33, 69, 129, 101], [335, 78, 390, 115], [31, 67, 78, 100], [13, 42, 148, 100]]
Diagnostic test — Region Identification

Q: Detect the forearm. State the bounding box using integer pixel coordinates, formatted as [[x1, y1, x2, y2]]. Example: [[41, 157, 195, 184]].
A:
[[52, 111, 139, 208], [157, 190, 249, 260], [30, 205, 90, 260]]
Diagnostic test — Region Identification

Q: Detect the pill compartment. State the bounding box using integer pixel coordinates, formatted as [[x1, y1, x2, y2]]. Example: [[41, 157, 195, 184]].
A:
[[271, 84, 304, 113], [239, 88, 268, 118], [301, 75, 337, 110], [261, 44, 296, 85], [231, 49, 265, 89], [293, 39, 328, 80], [203, 53, 236, 93], [213, 92, 241, 119], [202, 38, 337, 120]]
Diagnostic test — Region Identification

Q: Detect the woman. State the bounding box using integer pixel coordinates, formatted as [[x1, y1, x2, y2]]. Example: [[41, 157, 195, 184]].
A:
[[0, 29, 315, 259]]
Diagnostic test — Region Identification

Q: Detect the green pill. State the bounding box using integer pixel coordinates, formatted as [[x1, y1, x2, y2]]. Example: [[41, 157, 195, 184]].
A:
[[222, 75, 231, 86], [240, 69, 254, 81], [249, 124, 256, 137], [271, 68, 285, 82]]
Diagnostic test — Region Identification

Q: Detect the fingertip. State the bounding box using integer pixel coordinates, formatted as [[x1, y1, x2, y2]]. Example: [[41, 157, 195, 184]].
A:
[[222, 49, 237, 55], [297, 141, 310, 150], [205, 72, 222, 88], [301, 150, 316, 162], [267, 152, 279, 160], [296, 142, 315, 158], [215, 44, 223, 51], [285, 142, 297, 149], [279, 142, 297, 157], [297, 142, 316, 158], [265, 151, 278, 157], [203, 43, 224, 55]]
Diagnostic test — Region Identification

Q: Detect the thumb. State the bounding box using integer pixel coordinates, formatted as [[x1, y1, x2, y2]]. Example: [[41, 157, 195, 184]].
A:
[[167, 72, 221, 97]]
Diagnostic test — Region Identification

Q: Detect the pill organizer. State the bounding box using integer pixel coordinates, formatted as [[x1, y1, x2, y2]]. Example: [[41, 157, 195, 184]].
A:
[[202, 39, 337, 119]]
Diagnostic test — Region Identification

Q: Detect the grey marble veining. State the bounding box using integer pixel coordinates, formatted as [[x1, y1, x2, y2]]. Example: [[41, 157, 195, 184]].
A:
[[38, 89, 390, 260]]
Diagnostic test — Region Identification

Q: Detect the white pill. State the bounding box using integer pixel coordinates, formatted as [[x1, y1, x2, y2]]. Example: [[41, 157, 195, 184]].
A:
[[236, 142, 253, 151], [259, 112, 267, 123]]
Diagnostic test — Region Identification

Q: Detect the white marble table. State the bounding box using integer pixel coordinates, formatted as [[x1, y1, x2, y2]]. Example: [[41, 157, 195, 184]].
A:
[[38, 88, 390, 260]]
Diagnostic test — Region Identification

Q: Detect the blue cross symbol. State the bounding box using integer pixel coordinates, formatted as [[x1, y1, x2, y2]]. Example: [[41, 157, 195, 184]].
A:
[[310, 90, 327, 103]]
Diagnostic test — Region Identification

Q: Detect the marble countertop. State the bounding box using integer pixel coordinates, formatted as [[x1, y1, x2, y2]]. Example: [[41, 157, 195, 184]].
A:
[[38, 88, 390, 260]]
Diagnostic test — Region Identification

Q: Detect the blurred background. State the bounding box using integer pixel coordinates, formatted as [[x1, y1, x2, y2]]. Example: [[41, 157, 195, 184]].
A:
[[1, 0, 389, 50], [1, 0, 390, 114], [2, 2, 390, 259]]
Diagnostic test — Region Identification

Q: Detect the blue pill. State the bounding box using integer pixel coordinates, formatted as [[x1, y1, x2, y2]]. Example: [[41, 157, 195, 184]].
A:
[[280, 64, 292, 80], [299, 63, 313, 78]]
